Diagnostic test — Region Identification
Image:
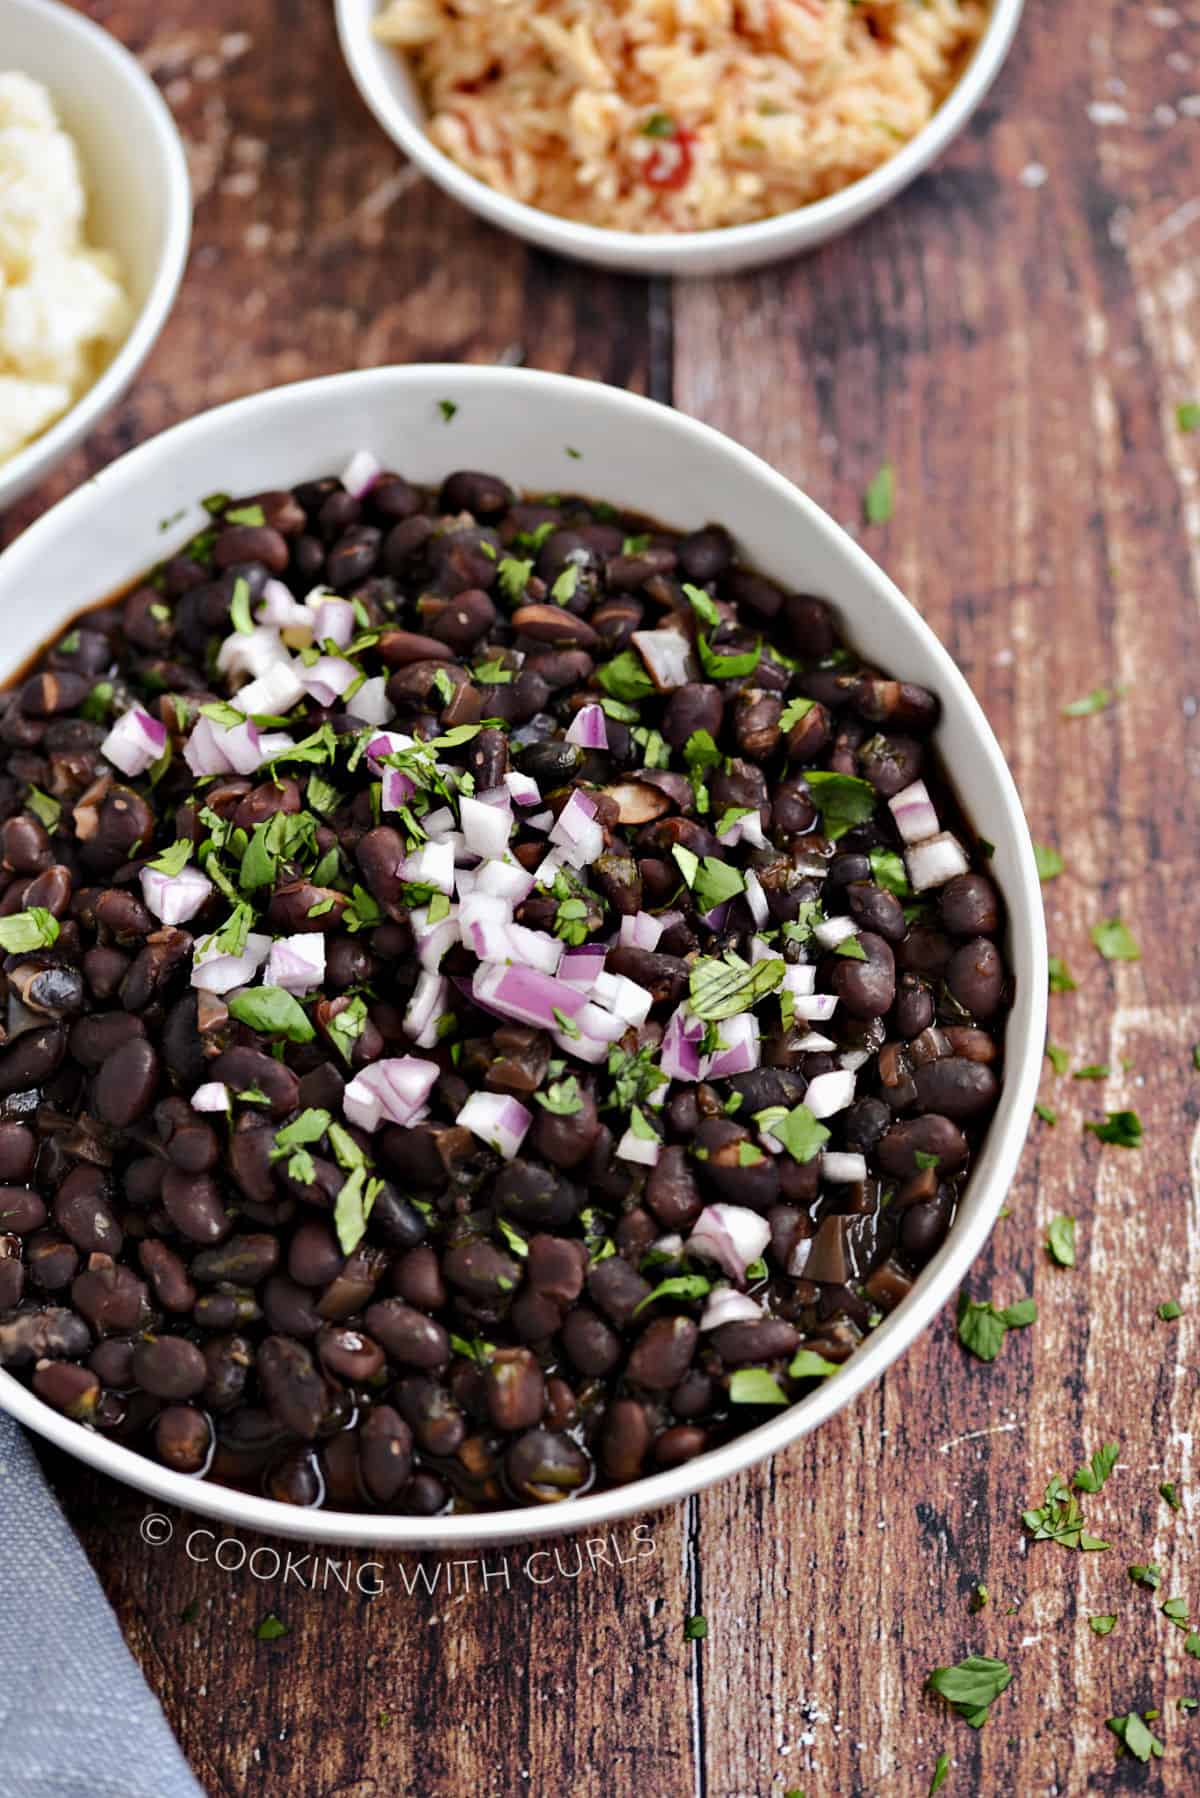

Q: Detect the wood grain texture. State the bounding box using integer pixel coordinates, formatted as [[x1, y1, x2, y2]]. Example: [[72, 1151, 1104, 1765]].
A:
[[7, 2, 1200, 1793]]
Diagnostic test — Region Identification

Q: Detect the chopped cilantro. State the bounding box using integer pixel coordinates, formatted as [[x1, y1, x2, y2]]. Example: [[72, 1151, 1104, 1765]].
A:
[[1048, 956, 1077, 993], [1128, 1563, 1162, 1590], [1044, 1042, 1069, 1075], [728, 1368, 787, 1406], [1062, 685, 1119, 718], [1085, 1109, 1142, 1148], [765, 1103, 830, 1165], [929, 1754, 950, 1796], [683, 1613, 707, 1640], [788, 1347, 839, 1380], [1089, 1614, 1117, 1636], [1034, 1102, 1057, 1125], [256, 1614, 289, 1641], [228, 986, 314, 1044], [864, 462, 894, 525], [1073, 1063, 1109, 1080], [596, 650, 655, 704], [229, 577, 254, 634], [1023, 1474, 1110, 1552], [779, 695, 816, 733], [956, 1292, 1036, 1362], [1177, 401, 1200, 432], [1072, 1442, 1118, 1493], [633, 1274, 711, 1316], [24, 787, 61, 832], [688, 954, 784, 1021], [1157, 1298, 1183, 1321], [802, 770, 877, 840], [0, 908, 60, 953], [1047, 1214, 1076, 1267], [927, 1655, 1012, 1729], [550, 563, 580, 605], [1034, 842, 1064, 881], [1105, 1711, 1164, 1762], [497, 556, 533, 605], [1091, 917, 1139, 961], [869, 847, 910, 896], [682, 582, 720, 629], [535, 1075, 582, 1115], [438, 399, 457, 422], [1160, 1482, 1182, 1511]]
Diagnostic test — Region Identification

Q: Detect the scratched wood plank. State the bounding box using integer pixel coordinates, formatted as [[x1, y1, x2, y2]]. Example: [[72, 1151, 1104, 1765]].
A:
[[673, 3, 1200, 1793]]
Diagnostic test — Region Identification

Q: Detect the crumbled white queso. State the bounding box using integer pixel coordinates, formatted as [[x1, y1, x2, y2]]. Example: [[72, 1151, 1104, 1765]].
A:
[[0, 71, 131, 467]]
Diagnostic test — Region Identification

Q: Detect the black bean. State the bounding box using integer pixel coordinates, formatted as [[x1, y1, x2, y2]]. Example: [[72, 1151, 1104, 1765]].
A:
[[913, 1058, 1000, 1120], [940, 874, 1001, 938], [0, 1306, 91, 1365], [53, 1166, 121, 1256], [395, 1376, 466, 1458], [33, 1360, 102, 1420], [877, 1115, 969, 1177], [132, 1335, 208, 1401], [317, 1323, 386, 1383], [945, 936, 1006, 1019], [828, 930, 896, 1019], [561, 1306, 621, 1376], [0, 1185, 46, 1234], [845, 881, 906, 944], [0, 1025, 66, 1094], [257, 1335, 328, 1439], [191, 1233, 279, 1286], [161, 1170, 231, 1245], [485, 1347, 546, 1431], [156, 1405, 212, 1474], [358, 1404, 414, 1503], [139, 1239, 197, 1313], [627, 1316, 698, 1390], [586, 1257, 652, 1328], [364, 1299, 451, 1370], [599, 1399, 652, 1484], [92, 1036, 159, 1127], [505, 1430, 590, 1502]]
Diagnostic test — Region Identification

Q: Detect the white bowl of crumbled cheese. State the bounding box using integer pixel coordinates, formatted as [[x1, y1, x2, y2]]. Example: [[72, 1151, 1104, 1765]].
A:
[[0, 0, 191, 515]]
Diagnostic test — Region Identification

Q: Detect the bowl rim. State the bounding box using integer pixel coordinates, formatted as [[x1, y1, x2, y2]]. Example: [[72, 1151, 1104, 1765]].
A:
[[0, 0, 192, 506], [0, 365, 1047, 1546], [334, 0, 1026, 266]]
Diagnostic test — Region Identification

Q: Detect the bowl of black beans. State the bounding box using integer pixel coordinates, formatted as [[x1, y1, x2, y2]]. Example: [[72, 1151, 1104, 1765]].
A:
[[0, 367, 1047, 1547]]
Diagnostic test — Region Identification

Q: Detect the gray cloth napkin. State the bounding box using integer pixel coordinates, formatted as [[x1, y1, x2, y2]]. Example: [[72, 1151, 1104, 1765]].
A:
[[0, 1411, 207, 1798]]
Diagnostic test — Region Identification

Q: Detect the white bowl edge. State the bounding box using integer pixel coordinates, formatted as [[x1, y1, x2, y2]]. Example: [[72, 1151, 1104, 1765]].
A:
[[0, 365, 1047, 1547], [334, 0, 1026, 276]]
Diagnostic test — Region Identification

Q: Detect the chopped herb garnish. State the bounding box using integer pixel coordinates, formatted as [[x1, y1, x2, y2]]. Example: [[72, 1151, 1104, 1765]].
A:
[[688, 953, 784, 1021], [1072, 1442, 1118, 1493], [1047, 1214, 1077, 1267], [225, 503, 266, 527], [1160, 1481, 1182, 1511], [834, 935, 867, 960], [1106, 1711, 1164, 1762], [864, 462, 894, 525], [1034, 842, 1064, 881], [1128, 1563, 1162, 1590], [497, 556, 534, 604], [1157, 1298, 1183, 1321], [1062, 685, 1119, 718], [148, 838, 193, 876], [1023, 1474, 1110, 1551], [643, 112, 676, 138], [928, 1753, 950, 1796], [956, 1292, 1036, 1362], [1085, 1109, 1142, 1148], [868, 847, 909, 896], [1163, 1597, 1191, 1631], [438, 399, 457, 422], [24, 787, 61, 832], [1091, 917, 1139, 961], [1073, 1063, 1109, 1080], [1048, 956, 1077, 993], [1045, 1041, 1069, 1075], [256, 1614, 289, 1641], [766, 1103, 830, 1165], [596, 649, 655, 704], [788, 1347, 839, 1380], [682, 582, 720, 629], [802, 770, 877, 840], [633, 1274, 711, 1316], [229, 576, 254, 635], [228, 986, 314, 1044], [728, 1368, 787, 1406], [333, 1166, 381, 1255], [0, 908, 60, 953], [550, 563, 580, 605], [1089, 1614, 1118, 1636], [683, 1614, 707, 1640], [1034, 1101, 1057, 1125], [535, 1075, 582, 1115], [696, 633, 760, 680], [779, 696, 816, 733], [913, 1150, 941, 1170], [927, 1655, 1012, 1729], [1177, 401, 1200, 432]]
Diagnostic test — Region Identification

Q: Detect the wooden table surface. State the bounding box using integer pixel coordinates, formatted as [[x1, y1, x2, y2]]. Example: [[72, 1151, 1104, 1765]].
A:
[[6, 2, 1200, 1793]]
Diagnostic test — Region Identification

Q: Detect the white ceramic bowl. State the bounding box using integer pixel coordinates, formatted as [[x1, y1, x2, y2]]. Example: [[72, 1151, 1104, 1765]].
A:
[[0, 366, 1046, 1546], [0, 0, 191, 513], [335, 0, 1024, 277]]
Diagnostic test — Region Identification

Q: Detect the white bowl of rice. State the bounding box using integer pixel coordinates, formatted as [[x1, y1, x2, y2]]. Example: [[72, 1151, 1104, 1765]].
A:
[[336, 0, 1024, 276]]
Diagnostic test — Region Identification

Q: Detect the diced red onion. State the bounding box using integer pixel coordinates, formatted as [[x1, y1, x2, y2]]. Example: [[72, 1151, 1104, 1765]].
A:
[[527, 810, 555, 835], [339, 448, 381, 499], [343, 1056, 439, 1133], [218, 624, 290, 683], [813, 914, 858, 950], [782, 964, 817, 996], [718, 810, 767, 850], [554, 1028, 609, 1063], [366, 730, 414, 769], [889, 779, 939, 845], [256, 731, 295, 761], [472, 961, 587, 1031], [687, 1204, 771, 1284], [840, 1046, 874, 1073], [255, 580, 310, 632], [313, 597, 355, 649], [699, 1287, 764, 1332], [791, 992, 838, 1021], [219, 719, 263, 777], [804, 1068, 856, 1120], [190, 1082, 231, 1114], [504, 770, 541, 807], [457, 1091, 531, 1160], [345, 676, 394, 725], [507, 923, 564, 975], [533, 846, 566, 886], [474, 785, 512, 809], [702, 902, 730, 931], [401, 840, 454, 895], [749, 935, 775, 965], [141, 864, 213, 926], [565, 703, 608, 750], [700, 1011, 760, 1079], [191, 929, 271, 994], [619, 911, 663, 952], [380, 766, 416, 811], [661, 1004, 704, 1081], [906, 831, 971, 893], [463, 916, 513, 963], [420, 806, 456, 839], [301, 656, 357, 709], [744, 870, 769, 928], [791, 1030, 836, 1053], [550, 791, 602, 868], [631, 628, 694, 691], [404, 970, 448, 1048], [183, 716, 233, 778], [822, 1151, 868, 1183], [233, 659, 305, 717], [460, 793, 512, 861], [458, 892, 511, 927], [101, 706, 166, 777], [560, 945, 607, 987], [475, 859, 535, 904], [411, 904, 460, 971], [595, 971, 652, 1027], [616, 1126, 661, 1167], [265, 933, 326, 994], [576, 1002, 628, 1045]]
